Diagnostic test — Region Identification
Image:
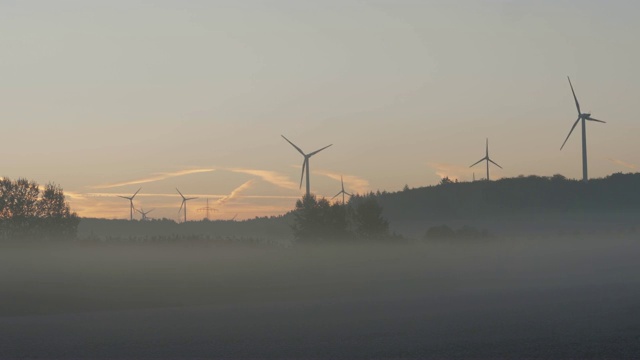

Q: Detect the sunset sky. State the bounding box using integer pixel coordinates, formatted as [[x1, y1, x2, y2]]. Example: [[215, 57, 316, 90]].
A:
[[2, 1, 639, 220]]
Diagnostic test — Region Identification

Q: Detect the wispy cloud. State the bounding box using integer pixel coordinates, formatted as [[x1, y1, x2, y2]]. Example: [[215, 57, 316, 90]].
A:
[[90, 168, 215, 189], [607, 157, 637, 170], [74, 192, 298, 200], [314, 170, 370, 194], [217, 180, 255, 206], [229, 168, 298, 190], [428, 162, 476, 181]]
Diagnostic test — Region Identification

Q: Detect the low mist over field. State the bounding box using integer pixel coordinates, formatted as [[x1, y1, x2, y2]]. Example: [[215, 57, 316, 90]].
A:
[[2, 237, 639, 358]]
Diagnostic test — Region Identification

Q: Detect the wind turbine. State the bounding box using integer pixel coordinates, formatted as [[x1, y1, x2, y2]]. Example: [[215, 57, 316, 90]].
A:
[[176, 188, 198, 223], [470, 139, 502, 181], [331, 175, 353, 205], [118, 188, 141, 221], [136, 208, 154, 221], [281, 135, 332, 197], [561, 76, 607, 182]]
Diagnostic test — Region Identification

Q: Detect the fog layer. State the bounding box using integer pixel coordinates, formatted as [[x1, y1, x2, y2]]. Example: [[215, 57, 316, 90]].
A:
[[1, 237, 639, 358]]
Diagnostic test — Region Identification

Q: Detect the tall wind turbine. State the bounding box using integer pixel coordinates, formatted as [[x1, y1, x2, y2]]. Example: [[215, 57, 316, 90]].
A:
[[561, 76, 607, 182], [136, 208, 154, 221], [176, 188, 198, 223], [281, 135, 332, 197], [118, 188, 141, 221], [331, 175, 353, 205], [470, 139, 502, 181]]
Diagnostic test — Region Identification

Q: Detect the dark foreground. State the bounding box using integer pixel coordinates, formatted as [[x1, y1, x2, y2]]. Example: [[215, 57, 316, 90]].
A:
[[1, 237, 639, 359]]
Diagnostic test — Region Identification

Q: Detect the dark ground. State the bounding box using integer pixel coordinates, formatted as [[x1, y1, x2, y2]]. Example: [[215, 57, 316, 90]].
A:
[[1, 237, 639, 359]]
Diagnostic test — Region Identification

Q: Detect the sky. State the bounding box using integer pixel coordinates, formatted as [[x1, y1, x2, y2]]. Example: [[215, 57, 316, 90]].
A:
[[2, 0, 639, 220]]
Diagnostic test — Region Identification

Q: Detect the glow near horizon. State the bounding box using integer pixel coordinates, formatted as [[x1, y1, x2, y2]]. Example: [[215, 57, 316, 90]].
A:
[[1, 1, 639, 220]]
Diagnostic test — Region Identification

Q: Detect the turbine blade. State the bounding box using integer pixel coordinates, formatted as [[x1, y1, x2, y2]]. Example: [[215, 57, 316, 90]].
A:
[[560, 117, 581, 150], [488, 158, 503, 169], [486, 138, 489, 157], [567, 76, 581, 114], [117, 196, 130, 200], [131, 188, 141, 199], [586, 117, 606, 123], [178, 200, 184, 214], [331, 192, 341, 200], [308, 144, 332, 157], [299, 159, 306, 189], [341, 175, 345, 192], [186, 197, 198, 201], [470, 157, 485, 168], [176, 188, 186, 200], [281, 135, 305, 155], [345, 192, 353, 197]]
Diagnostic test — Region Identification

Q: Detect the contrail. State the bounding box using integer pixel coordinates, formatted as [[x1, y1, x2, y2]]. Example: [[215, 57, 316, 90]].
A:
[[607, 157, 637, 170], [314, 170, 370, 194], [90, 168, 215, 189], [229, 168, 298, 190], [217, 180, 255, 206]]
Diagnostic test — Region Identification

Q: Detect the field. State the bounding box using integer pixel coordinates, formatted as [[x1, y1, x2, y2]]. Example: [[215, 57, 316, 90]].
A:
[[1, 237, 639, 358]]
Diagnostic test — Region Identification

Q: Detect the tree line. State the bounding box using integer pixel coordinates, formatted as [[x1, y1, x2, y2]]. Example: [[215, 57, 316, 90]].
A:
[[0, 178, 79, 240], [291, 193, 397, 242], [374, 172, 640, 223]]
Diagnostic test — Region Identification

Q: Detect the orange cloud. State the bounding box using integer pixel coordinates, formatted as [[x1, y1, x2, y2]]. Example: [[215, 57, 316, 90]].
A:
[[428, 162, 477, 182], [314, 170, 370, 195]]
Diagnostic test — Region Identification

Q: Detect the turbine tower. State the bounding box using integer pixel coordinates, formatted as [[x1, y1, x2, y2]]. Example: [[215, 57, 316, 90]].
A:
[[118, 188, 141, 221], [561, 76, 607, 182], [281, 135, 332, 197], [470, 139, 502, 181], [331, 175, 353, 205], [136, 208, 154, 221], [176, 188, 198, 223]]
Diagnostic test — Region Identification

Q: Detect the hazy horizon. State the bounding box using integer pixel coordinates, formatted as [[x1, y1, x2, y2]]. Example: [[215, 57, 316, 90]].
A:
[[2, 1, 639, 220]]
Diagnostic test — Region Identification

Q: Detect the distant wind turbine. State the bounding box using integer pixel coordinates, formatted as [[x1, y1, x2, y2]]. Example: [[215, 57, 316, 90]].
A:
[[281, 135, 332, 197], [470, 139, 502, 181], [176, 188, 198, 223], [136, 208, 154, 221], [561, 76, 607, 182], [118, 188, 141, 221], [331, 176, 353, 205]]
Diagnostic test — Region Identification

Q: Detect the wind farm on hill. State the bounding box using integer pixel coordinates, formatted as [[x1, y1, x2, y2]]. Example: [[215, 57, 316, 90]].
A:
[[108, 77, 612, 224]]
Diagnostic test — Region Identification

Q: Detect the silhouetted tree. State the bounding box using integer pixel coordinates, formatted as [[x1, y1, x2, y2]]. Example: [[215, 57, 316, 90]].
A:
[[292, 194, 350, 242], [37, 183, 80, 238], [439, 177, 454, 186], [0, 178, 79, 239], [354, 195, 389, 240]]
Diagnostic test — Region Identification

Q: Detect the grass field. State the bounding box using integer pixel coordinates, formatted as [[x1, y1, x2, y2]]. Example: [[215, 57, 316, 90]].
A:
[[1, 237, 639, 358]]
